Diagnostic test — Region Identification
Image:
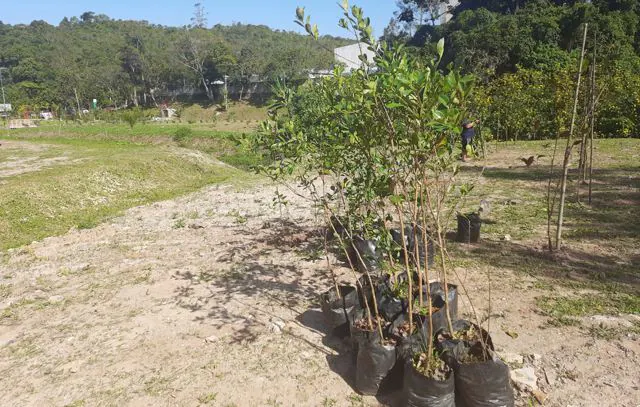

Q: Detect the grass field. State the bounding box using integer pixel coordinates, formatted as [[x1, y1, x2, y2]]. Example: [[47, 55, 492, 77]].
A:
[[1, 103, 273, 250], [0, 136, 256, 250], [450, 138, 640, 322]]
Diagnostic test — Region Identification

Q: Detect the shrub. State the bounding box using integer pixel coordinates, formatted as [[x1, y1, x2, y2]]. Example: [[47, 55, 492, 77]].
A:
[[122, 109, 143, 129], [173, 126, 193, 145]]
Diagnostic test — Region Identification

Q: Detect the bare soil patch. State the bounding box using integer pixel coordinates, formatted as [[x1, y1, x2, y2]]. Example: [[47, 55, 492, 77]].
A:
[[0, 141, 83, 178], [0, 179, 638, 406]]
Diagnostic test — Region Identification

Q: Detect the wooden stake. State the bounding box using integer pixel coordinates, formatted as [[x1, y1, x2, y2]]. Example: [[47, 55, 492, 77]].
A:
[[555, 23, 588, 250], [588, 30, 597, 205]]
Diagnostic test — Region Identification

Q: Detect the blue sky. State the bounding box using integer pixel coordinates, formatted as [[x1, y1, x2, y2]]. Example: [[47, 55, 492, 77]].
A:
[[2, 1, 397, 37]]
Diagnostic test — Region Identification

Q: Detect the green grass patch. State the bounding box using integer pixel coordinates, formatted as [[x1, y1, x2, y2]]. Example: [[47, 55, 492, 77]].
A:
[[7, 122, 241, 143], [537, 292, 640, 319], [0, 139, 253, 250]]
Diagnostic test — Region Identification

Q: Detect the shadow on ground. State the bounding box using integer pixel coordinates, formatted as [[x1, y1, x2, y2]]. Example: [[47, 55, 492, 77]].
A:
[[296, 308, 404, 407], [171, 216, 405, 405], [456, 239, 639, 292], [461, 163, 639, 248]]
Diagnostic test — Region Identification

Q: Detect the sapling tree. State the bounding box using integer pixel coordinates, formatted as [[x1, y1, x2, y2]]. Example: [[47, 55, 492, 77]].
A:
[[254, 1, 477, 379], [548, 23, 589, 251]]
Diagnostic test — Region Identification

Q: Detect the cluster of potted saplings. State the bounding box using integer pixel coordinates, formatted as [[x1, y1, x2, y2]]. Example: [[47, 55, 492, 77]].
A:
[[320, 217, 513, 406]]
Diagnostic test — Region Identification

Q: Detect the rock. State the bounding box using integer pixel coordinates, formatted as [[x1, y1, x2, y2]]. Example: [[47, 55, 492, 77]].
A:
[[544, 368, 557, 385], [502, 352, 524, 365], [502, 234, 512, 241], [511, 367, 538, 391], [531, 353, 543, 361], [270, 318, 286, 334], [188, 223, 204, 230], [204, 335, 218, 344], [532, 389, 548, 404], [0, 338, 16, 347], [47, 295, 65, 304], [69, 263, 91, 273]]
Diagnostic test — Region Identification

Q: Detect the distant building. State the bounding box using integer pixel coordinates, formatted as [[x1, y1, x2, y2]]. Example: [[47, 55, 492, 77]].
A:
[[334, 43, 377, 73], [0, 103, 11, 114], [160, 107, 177, 119]]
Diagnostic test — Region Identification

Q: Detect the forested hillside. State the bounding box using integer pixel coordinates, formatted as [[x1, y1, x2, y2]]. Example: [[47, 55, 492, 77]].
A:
[[390, 0, 640, 138], [0, 14, 351, 112]]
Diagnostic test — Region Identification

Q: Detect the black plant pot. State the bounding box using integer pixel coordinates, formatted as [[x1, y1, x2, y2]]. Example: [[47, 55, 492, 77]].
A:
[[414, 283, 459, 339], [403, 359, 455, 407], [391, 225, 436, 269], [454, 354, 514, 407], [456, 213, 481, 243], [319, 285, 358, 334], [353, 325, 398, 396], [435, 320, 513, 407], [327, 215, 348, 241], [349, 235, 381, 273]]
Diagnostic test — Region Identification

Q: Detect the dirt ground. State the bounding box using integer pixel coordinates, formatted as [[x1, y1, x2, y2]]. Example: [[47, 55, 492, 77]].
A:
[[1, 157, 639, 406]]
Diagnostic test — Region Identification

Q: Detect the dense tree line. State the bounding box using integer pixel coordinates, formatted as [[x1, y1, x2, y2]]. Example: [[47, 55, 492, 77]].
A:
[[387, 0, 640, 138], [0, 13, 351, 114]]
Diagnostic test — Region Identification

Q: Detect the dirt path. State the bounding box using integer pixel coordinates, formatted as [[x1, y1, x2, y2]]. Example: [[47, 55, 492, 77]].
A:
[[0, 181, 638, 406]]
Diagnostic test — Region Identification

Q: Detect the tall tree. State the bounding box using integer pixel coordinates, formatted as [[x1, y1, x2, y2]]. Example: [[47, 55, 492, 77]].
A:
[[191, 3, 208, 29]]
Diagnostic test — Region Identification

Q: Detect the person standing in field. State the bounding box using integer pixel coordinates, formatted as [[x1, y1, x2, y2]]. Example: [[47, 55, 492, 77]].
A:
[[461, 118, 479, 162]]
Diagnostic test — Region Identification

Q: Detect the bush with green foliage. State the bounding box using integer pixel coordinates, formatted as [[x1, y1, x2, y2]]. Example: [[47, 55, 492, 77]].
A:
[[173, 126, 193, 145], [396, 0, 640, 138], [122, 108, 143, 129]]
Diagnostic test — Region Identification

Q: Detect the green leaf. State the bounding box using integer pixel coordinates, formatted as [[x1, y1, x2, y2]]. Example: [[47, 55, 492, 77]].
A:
[[341, 0, 349, 11], [296, 7, 305, 21], [385, 102, 403, 109], [390, 195, 405, 205]]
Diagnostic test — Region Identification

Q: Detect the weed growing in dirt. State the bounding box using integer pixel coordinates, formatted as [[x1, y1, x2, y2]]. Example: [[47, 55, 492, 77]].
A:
[[322, 397, 337, 407], [6, 336, 41, 358], [0, 284, 11, 299], [588, 324, 620, 340], [35, 276, 55, 291], [143, 376, 171, 397], [131, 271, 152, 285], [545, 315, 582, 327], [348, 394, 365, 407], [227, 209, 247, 224], [173, 219, 186, 229], [197, 393, 217, 404], [64, 400, 86, 407], [537, 293, 640, 317]]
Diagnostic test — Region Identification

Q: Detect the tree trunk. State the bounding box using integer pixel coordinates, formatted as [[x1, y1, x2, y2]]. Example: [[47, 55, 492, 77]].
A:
[[133, 87, 139, 107], [588, 30, 597, 205], [578, 66, 591, 184], [555, 23, 588, 250], [201, 77, 213, 101], [74, 88, 81, 115], [150, 89, 158, 107]]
